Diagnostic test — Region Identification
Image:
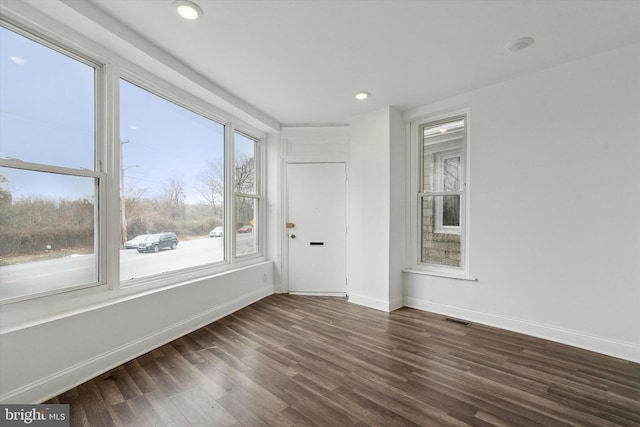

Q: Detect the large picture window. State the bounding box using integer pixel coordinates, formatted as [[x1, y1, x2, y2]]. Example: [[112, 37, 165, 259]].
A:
[[0, 21, 265, 303], [420, 116, 466, 268], [0, 25, 99, 302], [119, 79, 227, 282]]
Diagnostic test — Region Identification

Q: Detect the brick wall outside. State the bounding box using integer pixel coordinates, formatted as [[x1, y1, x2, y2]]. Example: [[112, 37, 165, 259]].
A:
[[421, 197, 461, 266], [422, 153, 461, 266]]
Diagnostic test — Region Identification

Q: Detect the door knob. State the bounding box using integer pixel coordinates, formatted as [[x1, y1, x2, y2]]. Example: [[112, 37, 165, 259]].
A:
[[290, 234, 296, 239]]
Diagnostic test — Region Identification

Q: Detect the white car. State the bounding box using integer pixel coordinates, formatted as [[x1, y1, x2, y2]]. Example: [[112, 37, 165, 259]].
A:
[[123, 234, 150, 249], [209, 226, 223, 237]]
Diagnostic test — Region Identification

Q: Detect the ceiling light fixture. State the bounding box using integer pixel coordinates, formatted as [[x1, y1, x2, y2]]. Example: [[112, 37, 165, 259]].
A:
[[174, 0, 203, 20], [506, 37, 535, 52], [355, 91, 370, 100]]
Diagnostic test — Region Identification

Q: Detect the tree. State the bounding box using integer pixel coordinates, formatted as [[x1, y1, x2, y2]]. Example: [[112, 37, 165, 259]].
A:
[[234, 155, 256, 227], [0, 174, 12, 226], [160, 173, 186, 220], [196, 158, 224, 215], [234, 154, 255, 194]]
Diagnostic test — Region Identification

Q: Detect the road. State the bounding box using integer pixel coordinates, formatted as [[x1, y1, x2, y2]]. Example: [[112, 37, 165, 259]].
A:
[[0, 234, 257, 301]]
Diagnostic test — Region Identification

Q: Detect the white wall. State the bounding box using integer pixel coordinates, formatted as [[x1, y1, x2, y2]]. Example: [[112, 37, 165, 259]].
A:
[[266, 132, 283, 292], [0, 264, 273, 403], [388, 108, 406, 309], [348, 107, 400, 311], [404, 43, 640, 362]]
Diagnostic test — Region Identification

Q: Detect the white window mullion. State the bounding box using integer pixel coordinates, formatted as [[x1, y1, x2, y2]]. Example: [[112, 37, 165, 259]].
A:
[[104, 62, 120, 289], [226, 124, 235, 264]]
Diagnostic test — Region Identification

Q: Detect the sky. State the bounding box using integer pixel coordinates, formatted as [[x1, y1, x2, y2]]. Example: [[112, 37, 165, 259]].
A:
[[1, 25, 254, 205]]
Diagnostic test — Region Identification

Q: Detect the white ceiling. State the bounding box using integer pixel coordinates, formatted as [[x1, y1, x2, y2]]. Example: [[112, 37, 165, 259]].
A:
[[21, 0, 640, 126]]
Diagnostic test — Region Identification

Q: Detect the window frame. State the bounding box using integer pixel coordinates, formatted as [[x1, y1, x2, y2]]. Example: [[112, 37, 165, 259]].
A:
[[116, 72, 266, 288], [232, 130, 263, 260], [0, 21, 107, 302], [117, 74, 231, 285], [409, 111, 471, 277], [0, 16, 267, 305]]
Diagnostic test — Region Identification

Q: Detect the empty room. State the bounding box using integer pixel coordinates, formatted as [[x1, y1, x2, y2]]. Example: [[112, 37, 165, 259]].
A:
[[0, 0, 639, 425]]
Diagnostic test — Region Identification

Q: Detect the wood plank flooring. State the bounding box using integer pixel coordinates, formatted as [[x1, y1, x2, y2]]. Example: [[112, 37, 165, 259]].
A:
[[47, 294, 640, 426]]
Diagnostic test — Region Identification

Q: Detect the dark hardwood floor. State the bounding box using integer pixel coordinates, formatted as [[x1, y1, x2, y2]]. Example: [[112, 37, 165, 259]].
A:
[[47, 294, 640, 426]]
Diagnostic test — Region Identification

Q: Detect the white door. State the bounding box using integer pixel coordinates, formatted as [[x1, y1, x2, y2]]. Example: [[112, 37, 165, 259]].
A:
[[287, 162, 346, 294]]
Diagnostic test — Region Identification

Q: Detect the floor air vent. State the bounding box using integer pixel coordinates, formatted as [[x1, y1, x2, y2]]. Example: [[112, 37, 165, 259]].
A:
[[445, 317, 471, 327]]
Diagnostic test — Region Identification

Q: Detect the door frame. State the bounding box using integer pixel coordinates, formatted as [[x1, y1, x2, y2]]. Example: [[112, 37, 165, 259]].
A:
[[282, 161, 348, 295]]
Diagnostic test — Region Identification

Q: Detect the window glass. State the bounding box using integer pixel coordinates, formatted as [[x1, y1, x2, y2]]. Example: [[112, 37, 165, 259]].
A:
[[443, 156, 461, 191], [0, 26, 95, 169], [0, 25, 98, 301], [234, 132, 259, 257], [0, 168, 97, 301], [421, 196, 462, 266], [442, 195, 461, 227], [420, 117, 466, 267], [234, 133, 256, 194], [119, 79, 225, 281], [235, 196, 258, 256]]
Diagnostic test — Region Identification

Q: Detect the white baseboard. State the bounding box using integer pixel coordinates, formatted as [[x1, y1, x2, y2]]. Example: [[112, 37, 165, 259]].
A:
[[389, 296, 404, 312], [289, 292, 347, 297], [349, 292, 402, 313], [404, 296, 640, 363], [2, 285, 273, 404]]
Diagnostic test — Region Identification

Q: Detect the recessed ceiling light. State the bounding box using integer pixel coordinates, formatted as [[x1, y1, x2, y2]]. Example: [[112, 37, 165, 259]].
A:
[[355, 91, 370, 100], [506, 37, 535, 52], [174, 0, 203, 20]]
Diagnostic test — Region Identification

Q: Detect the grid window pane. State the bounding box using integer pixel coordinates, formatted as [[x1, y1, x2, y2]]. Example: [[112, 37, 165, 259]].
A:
[[233, 131, 259, 258], [421, 195, 461, 267], [0, 168, 97, 301], [443, 156, 461, 191], [234, 133, 256, 194], [119, 80, 225, 281], [235, 196, 258, 256], [442, 194, 461, 227], [0, 26, 95, 169]]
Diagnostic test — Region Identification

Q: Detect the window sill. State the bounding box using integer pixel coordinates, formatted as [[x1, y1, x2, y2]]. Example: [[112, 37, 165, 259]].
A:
[[0, 259, 271, 334], [403, 268, 477, 281]]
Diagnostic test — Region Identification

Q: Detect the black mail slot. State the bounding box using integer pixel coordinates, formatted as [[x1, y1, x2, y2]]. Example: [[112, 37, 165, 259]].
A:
[[309, 242, 325, 246]]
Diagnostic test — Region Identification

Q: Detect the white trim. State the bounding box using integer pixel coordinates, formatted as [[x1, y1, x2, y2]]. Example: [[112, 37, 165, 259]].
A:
[[404, 296, 640, 363], [407, 108, 471, 276], [0, 283, 273, 404], [389, 296, 404, 312], [403, 268, 477, 281], [232, 131, 263, 260], [289, 292, 347, 297], [348, 292, 401, 313], [0, 159, 104, 179]]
